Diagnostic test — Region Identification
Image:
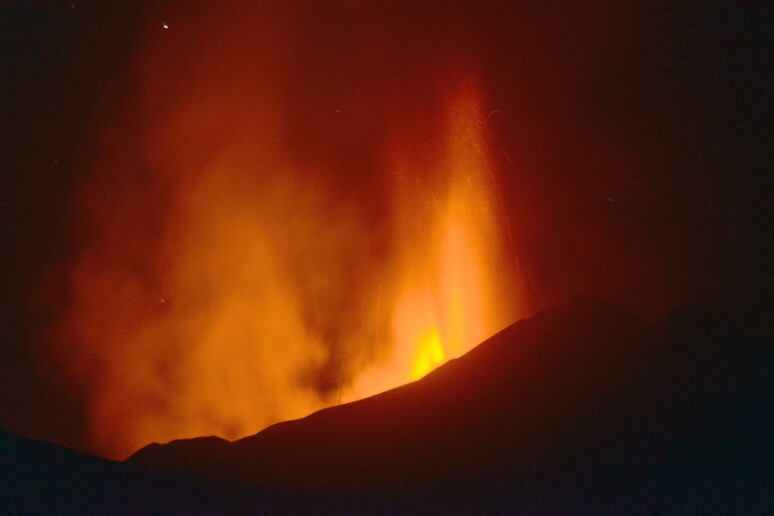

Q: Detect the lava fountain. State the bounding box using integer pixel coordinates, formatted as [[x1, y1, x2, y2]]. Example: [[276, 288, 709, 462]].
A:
[[347, 88, 521, 400]]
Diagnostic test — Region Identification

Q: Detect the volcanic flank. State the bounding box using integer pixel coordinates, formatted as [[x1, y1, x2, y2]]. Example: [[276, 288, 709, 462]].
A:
[[2, 298, 770, 511], [120, 297, 769, 512]]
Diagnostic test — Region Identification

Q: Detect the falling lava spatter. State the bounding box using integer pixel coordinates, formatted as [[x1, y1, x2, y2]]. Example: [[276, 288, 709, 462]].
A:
[[348, 86, 522, 399]]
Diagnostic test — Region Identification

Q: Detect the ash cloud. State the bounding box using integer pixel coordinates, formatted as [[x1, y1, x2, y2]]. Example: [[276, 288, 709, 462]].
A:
[[47, 1, 673, 458]]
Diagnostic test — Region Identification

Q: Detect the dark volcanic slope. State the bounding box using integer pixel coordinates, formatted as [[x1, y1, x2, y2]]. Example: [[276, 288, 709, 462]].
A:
[[0, 427, 333, 514], [129, 297, 771, 512], [0, 429, 199, 514]]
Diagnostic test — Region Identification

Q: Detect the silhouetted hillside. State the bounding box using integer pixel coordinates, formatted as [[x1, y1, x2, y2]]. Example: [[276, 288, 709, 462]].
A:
[[3, 297, 770, 513], [0, 428, 179, 513], [130, 297, 771, 512]]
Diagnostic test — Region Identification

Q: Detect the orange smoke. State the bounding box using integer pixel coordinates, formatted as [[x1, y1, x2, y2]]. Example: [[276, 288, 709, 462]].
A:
[[59, 6, 526, 459]]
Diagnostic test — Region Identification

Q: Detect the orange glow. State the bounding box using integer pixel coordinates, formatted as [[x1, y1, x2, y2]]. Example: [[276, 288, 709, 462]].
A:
[[57, 6, 526, 460], [347, 88, 520, 400], [411, 330, 445, 380]]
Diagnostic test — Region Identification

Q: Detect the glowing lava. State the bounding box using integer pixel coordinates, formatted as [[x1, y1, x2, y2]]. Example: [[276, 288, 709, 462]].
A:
[[411, 330, 445, 380], [347, 87, 520, 399]]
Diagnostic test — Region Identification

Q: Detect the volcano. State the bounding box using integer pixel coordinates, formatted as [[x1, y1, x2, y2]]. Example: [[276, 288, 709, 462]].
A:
[[2, 297, 769, 513]]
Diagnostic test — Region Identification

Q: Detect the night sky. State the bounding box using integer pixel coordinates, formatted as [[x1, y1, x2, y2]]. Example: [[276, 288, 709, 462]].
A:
[[1, 2, 770, 457]]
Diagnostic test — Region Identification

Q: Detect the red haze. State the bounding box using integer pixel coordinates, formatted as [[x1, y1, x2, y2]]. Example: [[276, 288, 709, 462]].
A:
[[45, 2, 670, 459]]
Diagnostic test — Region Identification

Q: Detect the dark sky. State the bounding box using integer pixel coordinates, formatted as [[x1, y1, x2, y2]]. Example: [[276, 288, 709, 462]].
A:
[[1, 1, 770, 456], [1, 3, 146, 453]]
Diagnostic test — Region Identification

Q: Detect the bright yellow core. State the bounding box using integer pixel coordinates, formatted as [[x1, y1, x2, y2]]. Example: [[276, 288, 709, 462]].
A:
[[410, 329, 446, 380]]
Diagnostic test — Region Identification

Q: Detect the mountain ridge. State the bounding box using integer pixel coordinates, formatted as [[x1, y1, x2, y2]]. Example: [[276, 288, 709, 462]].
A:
[[126, 296, 770, 511], [4, 296, 769, 512]]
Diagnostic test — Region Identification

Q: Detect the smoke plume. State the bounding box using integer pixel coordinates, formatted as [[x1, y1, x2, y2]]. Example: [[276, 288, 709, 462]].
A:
[[59, 3, 526, 458]]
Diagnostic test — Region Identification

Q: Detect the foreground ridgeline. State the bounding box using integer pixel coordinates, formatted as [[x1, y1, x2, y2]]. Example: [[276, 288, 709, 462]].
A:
[[2, 297, 770, 513]]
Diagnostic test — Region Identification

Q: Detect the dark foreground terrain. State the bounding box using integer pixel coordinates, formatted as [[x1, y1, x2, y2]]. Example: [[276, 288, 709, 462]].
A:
[[2, 297, 771, 513]]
